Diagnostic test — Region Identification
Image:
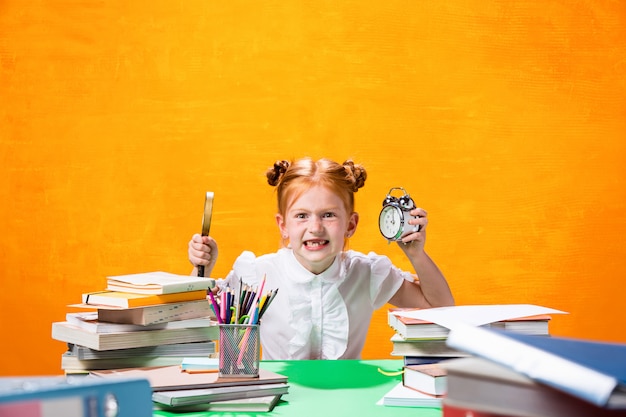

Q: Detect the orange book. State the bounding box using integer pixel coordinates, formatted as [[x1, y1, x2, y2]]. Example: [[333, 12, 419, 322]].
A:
[[81, 290, 207, 309]]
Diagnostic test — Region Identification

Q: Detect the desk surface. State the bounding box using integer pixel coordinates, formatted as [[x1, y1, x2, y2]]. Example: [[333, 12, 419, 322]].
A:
[[153, 359, 442, 417]]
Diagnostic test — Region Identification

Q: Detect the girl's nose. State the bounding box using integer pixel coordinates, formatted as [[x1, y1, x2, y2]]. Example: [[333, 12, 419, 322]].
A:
[[309, 216, 324, 233]]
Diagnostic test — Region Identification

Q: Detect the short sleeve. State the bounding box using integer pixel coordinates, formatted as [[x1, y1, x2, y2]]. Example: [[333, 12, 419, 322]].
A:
[[231, 251, 262, 285], [366, 251, 415, 309], [217, 251, 261, 293]]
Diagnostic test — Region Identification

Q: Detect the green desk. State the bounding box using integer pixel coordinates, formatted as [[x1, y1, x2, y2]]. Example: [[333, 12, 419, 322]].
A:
[[153, 359, 442, 417]]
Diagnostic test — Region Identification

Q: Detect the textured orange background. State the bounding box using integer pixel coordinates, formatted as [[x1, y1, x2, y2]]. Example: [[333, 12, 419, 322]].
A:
[[1, 1, 625, 375]]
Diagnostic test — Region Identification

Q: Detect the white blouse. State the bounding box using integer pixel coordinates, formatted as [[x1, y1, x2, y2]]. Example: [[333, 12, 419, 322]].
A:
[[218, 248, 414, 360]]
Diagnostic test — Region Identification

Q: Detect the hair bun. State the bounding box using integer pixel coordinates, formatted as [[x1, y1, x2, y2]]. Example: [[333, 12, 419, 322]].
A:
[[343, 160, 367, 192], [267, 160, 290, 186]]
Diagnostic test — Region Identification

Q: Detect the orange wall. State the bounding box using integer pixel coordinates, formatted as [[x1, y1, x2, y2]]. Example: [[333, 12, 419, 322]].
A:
[[1, 1, 625, 375]]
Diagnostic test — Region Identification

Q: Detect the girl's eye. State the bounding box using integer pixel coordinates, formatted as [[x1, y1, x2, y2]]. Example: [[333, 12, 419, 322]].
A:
[[323, 212, 336, 218], [295, 213, 307, 219]]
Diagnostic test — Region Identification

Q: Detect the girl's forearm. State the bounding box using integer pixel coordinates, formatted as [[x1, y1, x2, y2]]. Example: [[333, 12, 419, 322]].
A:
[[411, 251, 454, 307]]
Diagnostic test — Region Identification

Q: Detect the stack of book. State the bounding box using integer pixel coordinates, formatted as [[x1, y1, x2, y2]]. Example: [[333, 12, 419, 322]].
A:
[[51, 272, 219, 374], [441, 324, 626, 417], [379, 304, 568, 410], [388, 309, 468, 367], [90, 363, 289, 412], [388, 305, 558, 366]]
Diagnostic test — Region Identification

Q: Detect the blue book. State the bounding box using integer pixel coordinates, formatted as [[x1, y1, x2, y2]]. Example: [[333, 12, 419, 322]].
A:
[[446, 323, 626, 409], [0, 376, 152, 417], [403, 356, 461, 366]]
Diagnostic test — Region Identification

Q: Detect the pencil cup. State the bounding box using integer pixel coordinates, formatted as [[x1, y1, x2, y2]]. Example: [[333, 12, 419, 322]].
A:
[[218, 324, 260, 378]]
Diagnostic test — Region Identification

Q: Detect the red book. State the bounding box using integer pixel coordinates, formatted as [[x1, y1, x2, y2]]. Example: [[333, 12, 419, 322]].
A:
[[443, 401, 626, 417], [443, 402, 518, 417], [443, 402, 511, 417]]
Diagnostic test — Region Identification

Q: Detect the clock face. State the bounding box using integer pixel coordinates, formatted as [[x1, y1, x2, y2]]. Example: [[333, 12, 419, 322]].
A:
[[379, 205, 403, 240]]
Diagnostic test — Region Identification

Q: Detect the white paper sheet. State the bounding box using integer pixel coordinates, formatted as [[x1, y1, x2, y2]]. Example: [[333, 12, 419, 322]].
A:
[[393, 304, 567, 330]]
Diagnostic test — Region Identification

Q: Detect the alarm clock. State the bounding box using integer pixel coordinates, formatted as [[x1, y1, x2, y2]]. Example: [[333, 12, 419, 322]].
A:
[[379, 187, 421, 241]]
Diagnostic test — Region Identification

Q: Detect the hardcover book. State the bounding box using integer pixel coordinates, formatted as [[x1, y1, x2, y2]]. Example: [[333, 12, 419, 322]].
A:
[[51, 321, 219, 351], [388, 309, 449, 340], [443, 402, 534, 417], [389, 306, 559, 340], [0, 376, 153, 417], [99, 300, 212, 325], [392, 304, 566, 330], [69, 340, 216, 360], [69, 300, 213, 325], [61, 351, 197, 371], [66, 312, 213, 333], [489, 314, 552, 335], [377, 382, 442, 408], [152, 382, 289, 407], [403, 363, 447, 397], [80, 289, 207, 309], [442, 356, 626, 417], [91, 365, 288, 392], [446, 324, 626, 409], [404, 356, 461, 366], [106, 271, 215, 295], [390, 334, 469, 357], [154, 394, 285, 413]]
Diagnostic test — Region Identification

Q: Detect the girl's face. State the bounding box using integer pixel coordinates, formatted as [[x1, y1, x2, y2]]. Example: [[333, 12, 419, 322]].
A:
[[276, 185, 358, 275]]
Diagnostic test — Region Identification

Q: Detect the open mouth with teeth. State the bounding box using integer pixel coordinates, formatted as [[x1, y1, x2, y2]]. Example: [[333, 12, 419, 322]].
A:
[[304, 240, 329, 248]]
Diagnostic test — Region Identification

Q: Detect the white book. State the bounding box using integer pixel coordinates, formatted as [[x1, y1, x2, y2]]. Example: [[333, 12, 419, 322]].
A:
[[403, 363, 447, 396], [52, 321, 219, 351], [65, 312, 213, 333], [377, 382, 442, 408], [388, 310, 449, 340], [393, 304, 567, 329], [97, 300, 212, 326], [390, 334, 468, 357], [154, 394, 284, 413], [70, 341, 216, 360], [61, 352, 196, 371], [106, 271, 216, 295], [152, 383, 289, 407]]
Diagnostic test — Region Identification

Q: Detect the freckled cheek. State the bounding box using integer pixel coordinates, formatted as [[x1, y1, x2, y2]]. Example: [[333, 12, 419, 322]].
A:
[[325, 223, 347, 237], [286, 222, 309, 236]]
